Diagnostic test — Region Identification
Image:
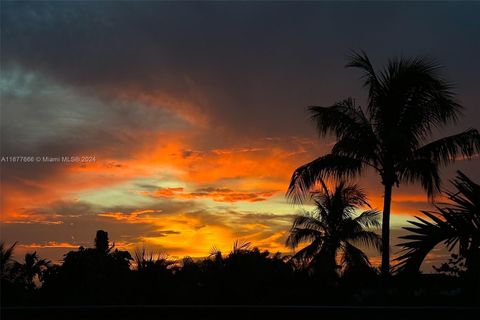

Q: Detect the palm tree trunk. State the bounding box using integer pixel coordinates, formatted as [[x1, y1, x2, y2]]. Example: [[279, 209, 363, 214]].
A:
[[381, 183, 393, 277]]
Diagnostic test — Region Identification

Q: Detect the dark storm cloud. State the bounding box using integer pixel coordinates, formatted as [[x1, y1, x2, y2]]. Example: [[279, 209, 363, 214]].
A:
[[3, 1, 479, 138]]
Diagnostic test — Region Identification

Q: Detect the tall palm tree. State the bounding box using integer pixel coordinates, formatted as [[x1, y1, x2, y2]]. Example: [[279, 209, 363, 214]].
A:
[[287, 51, 480, 276], [286, 181, 381, 278], [394, 171, 480, 279]]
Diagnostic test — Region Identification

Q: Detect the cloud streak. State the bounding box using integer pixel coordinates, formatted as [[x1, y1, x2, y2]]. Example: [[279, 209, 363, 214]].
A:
[[138, 186, 276, 203]]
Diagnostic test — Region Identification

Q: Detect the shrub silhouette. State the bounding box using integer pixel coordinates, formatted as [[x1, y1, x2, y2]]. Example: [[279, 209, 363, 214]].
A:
[[41, 231, 132, 304]]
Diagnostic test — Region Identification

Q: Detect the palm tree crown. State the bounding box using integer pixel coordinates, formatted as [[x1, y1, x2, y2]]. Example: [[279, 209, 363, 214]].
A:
[[287, 51, 480, 275], [286, 181, 381, 277], [13, 252, 50, 290]]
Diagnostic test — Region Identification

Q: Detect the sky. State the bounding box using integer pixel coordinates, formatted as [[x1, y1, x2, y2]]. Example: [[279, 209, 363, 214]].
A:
[[1, 1, 479, 271]]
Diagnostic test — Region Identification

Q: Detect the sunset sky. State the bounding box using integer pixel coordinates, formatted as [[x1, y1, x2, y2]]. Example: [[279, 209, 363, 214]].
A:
[[1, 1, 479, 271]]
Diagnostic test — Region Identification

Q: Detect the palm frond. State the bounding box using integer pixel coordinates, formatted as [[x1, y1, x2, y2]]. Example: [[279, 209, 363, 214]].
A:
[[415, 129, 480, 166], [395, 172, 480, 273], [331, 136, 379, 166], [394, 212, 457, 274], [341, 241, 372, 271], [348, 230, 382, 252], [345, 50, 382, 114], [339, 183, 371, 210], [290, 213, 327, 233], [445, 171, 480, 222], [290, 239, 323, 263], [308, 98, 369, 140], [232, 240, 252, 254], [353, 210, 381, 229], [285, 227, 323, 250], [397, 158, 441, 198], [287, 154, 364, 203]]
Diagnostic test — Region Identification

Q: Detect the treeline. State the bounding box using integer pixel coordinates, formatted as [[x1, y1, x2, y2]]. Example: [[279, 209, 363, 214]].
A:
[[0, 230, 477, 307]]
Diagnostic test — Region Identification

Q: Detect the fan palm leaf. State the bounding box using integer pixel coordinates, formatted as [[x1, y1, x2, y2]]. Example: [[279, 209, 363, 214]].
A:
[[394, 171, 480, 275]]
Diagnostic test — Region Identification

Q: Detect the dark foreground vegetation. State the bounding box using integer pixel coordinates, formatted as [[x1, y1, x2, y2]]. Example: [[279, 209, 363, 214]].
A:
[[2, 231, 475, 308], [1, 231, 479, 320], [1, 245, 478, 307]]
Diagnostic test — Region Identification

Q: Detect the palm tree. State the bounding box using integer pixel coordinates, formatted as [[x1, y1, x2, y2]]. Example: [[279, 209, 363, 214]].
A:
[[394, 171, 480, 279], [287, 51, 480, 276], [13, 251, 50, 289], [0, 242, 17, 280], [134, 247, 174, 271], [286, 181, 381, 278]]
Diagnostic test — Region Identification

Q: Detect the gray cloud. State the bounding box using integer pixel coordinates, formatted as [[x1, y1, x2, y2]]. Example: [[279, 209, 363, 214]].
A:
[[3, 1, 479, 140], [0, 69, 190, 194]]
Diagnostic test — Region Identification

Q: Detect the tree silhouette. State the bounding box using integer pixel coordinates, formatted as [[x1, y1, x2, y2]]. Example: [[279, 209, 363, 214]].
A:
[[287, 51, 480, 276], [0, 242, 17, 281], [395, 171, 480, 279], [2, 229, 477, 308], [286, 181, 381, 279], [95, 230, 111, 253], [12, 252, 50, 290], [134, 247, 174, 272], [131, 248, 176, 304], [41, 230, 133, 304]]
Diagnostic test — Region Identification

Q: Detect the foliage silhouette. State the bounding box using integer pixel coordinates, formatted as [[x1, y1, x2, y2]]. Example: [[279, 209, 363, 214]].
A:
[[1, 227, 477, 308], [40, 231, 132, 304], [11, 252, 50, 290], [130, 247, 176, 304], [95, 230, 112, 253], [287, 51, 480, 276], [286, 181, 381, 281], [433, 253, 466, 277], [394, 171, 480, 302], [0, 241, 17, 281], [395, 171, 479, 273]]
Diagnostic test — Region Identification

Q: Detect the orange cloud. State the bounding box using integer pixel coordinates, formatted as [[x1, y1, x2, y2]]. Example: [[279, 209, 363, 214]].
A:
[[138, 186, 276, 203], [18, 241, 79, 249]]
